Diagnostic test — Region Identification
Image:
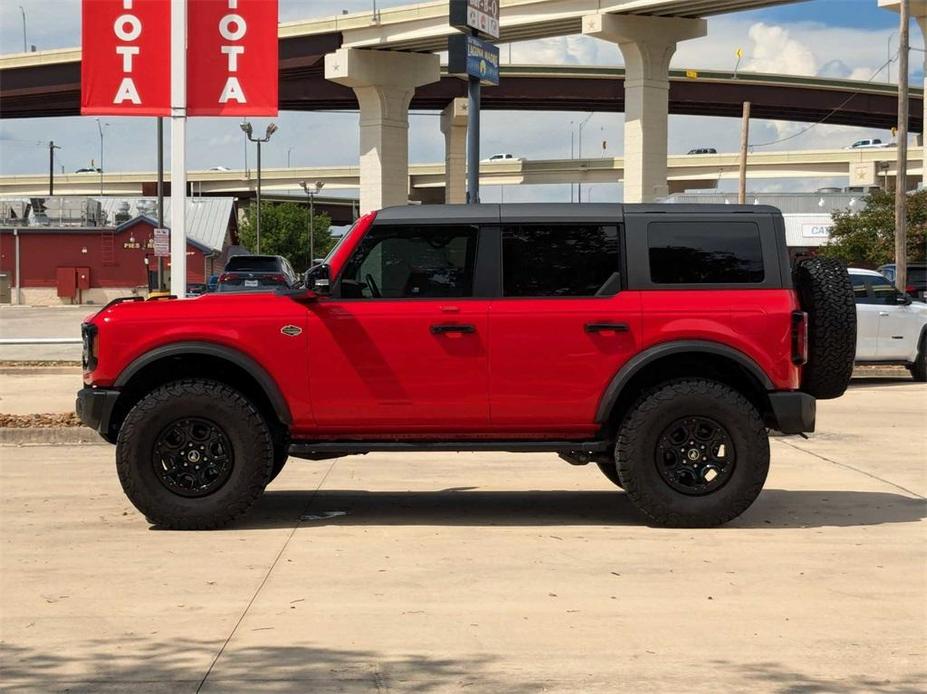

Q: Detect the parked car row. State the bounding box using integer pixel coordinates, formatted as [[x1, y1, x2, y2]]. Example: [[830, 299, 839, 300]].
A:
[[849, 267, 927, 381]]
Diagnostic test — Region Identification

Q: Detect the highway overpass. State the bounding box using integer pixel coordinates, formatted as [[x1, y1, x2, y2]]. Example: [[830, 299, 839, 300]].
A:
[[3, 0, 921, 209], [1, 148, 915, 198]]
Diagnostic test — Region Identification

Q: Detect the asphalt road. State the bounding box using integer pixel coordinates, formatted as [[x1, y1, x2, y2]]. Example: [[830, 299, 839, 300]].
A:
[[1, 381, 925, 692]]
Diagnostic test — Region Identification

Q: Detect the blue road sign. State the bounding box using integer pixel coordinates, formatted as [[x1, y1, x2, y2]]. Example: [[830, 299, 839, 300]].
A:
[[448, 34, 500, 86]]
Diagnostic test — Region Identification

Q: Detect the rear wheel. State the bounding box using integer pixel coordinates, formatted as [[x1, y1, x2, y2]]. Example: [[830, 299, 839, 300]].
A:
[[596, 460, 624, 489], [616, 379, 769, 527], [116, 379, 274, 529]]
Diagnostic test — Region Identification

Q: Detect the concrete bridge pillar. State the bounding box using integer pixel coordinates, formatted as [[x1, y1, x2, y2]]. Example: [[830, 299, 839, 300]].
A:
[[583, 14, 706, 202], [325, 48, 440, 214], [441, 98, 469, 204]]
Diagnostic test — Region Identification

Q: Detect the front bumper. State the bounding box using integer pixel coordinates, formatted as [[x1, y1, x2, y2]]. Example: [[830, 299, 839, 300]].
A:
[[768, 391, 816, 434], [76, 387, 120, 441]]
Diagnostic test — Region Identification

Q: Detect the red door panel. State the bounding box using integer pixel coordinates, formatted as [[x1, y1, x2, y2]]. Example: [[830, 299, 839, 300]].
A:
[[307, 300, 490, 435], [488, 293, 642, 435]]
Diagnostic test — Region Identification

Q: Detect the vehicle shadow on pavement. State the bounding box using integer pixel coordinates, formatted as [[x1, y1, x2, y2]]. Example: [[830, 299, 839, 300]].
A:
[[0, 639, 538, 692], [231, 488, 926, 531]]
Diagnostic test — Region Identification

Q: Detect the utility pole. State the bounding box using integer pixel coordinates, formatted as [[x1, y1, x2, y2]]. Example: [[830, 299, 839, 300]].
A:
[[738, 101, 751, 204], [895, 0, 910, 294], [48, 141, 60, 195]]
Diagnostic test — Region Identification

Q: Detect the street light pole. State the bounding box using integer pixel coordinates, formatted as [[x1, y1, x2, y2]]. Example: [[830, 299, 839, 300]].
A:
[[96, 119, 108, 195], [18, 5, 26, 53], [256, 139, 262, 253], [577, 113, 592, 203], [300, 180, 324, 267], [48, 141, 60, 196], [888, 31, 897, 84], [240, 121, 278, 255]]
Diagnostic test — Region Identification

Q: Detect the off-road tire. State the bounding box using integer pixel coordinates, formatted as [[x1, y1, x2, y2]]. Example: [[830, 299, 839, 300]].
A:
[[616, 379, 769, 527], [269, 433, 290, 483], [116, 379, 274, 529], [911, 330, 927, 382], [794, 257, 856, 399], [596, 461, 624, 489]]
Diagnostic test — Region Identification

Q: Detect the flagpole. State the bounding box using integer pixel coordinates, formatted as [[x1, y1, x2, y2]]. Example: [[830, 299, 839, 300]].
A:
[[169, 0, 187, 298]]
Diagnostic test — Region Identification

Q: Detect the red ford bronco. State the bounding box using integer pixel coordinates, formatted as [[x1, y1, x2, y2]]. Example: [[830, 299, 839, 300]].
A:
[[77, 204, 856, 529]]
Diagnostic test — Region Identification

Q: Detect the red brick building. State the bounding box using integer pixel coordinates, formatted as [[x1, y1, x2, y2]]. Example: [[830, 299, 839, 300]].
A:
[[0, 198, 238, 305]]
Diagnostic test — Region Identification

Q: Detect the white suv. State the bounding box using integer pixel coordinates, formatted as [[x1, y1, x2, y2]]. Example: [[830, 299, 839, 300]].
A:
[[849, 268, 927, 380]]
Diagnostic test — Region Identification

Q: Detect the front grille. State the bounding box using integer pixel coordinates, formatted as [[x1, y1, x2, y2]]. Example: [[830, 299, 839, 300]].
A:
[[81, 323, 98, 372]]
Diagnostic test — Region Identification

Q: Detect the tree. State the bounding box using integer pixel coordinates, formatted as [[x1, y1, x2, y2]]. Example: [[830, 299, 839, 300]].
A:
[[821, 189, 927, 267], [238, 201, 334, 273]]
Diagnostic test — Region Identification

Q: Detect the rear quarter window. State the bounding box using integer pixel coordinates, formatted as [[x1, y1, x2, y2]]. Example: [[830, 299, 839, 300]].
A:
[[647, 221, 764, 284]]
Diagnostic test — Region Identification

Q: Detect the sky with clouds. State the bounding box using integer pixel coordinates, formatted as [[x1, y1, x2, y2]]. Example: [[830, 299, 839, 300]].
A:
[[0, 0, 923, 202]]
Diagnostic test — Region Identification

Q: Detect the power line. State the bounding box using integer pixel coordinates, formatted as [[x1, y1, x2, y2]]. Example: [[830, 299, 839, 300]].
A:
[[750, 55, 898, 149]]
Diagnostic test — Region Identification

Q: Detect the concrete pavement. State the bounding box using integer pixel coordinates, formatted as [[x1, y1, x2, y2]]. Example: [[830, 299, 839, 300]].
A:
[[1, 381, 925, 692]]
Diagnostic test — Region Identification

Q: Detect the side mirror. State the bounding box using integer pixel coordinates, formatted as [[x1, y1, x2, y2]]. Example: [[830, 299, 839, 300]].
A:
[[896, 292, 913, 305], [304, 263, 331, 297]]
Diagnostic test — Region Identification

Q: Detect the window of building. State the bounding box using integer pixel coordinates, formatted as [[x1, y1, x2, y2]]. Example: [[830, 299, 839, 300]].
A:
[[502, 224, 620, 297], [339, 225, 478, 299], [648, 222, 765, 284]]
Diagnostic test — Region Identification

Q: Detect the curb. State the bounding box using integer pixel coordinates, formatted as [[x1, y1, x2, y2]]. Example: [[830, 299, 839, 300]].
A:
[[0, 427, 107, 446]]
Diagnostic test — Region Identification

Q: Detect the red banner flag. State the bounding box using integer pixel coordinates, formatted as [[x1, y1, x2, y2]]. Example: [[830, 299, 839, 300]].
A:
[[81, 0, 171, 116], [187, 0, 279, 116]]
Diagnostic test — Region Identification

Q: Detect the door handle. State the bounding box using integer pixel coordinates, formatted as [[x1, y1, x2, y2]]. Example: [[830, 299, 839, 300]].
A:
[[879, 312, 890, 316], [431, 323, 476, 335], [585, 322, 630, 333]]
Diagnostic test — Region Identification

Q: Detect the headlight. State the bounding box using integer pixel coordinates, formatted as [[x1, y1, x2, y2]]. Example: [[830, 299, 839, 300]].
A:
[[81, 323, 98, 371]]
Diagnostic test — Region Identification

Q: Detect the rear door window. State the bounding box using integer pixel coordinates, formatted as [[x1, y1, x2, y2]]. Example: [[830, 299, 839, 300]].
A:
[[647, 221, 764, 284], [501, 224, 620, 297]]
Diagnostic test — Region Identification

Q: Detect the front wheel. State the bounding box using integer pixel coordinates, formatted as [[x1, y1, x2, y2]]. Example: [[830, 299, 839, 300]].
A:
[[116, 379, 274, 529], [616, 379, 769, 527]]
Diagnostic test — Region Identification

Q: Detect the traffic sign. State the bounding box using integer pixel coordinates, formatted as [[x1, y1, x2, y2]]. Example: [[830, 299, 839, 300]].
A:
[[448, 34, 500, 86], [449, 0, 500, 40]]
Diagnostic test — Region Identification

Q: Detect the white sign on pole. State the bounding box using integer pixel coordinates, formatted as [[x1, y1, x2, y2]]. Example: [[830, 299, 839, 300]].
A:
[[153, 228, 171, 257]]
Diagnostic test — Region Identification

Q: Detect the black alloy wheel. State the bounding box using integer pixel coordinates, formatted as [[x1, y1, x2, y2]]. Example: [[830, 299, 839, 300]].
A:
[[655, 416, 735, 495], [153, 417, 234, 498]]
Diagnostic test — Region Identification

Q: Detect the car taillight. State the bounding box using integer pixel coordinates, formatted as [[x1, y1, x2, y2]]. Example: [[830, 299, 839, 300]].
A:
[[906, 285, 916, 295], [219, 273, 231, 282], [271, 274, 286, 283], [791, 310, 808, 366]]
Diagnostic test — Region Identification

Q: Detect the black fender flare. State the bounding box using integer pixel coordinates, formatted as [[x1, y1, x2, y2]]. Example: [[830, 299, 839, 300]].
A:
[[594, 340, 774, 424], [114, 341, 292, 424]]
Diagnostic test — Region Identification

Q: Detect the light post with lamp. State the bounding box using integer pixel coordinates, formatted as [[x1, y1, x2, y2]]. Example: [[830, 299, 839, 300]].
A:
[[300, 180, 325, 267], [96, 118, 109, 195], [240, 121, 278, 253]]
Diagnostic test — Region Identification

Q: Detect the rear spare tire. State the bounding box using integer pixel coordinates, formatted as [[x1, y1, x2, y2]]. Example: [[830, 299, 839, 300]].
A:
[[794, 257, 856, 399]]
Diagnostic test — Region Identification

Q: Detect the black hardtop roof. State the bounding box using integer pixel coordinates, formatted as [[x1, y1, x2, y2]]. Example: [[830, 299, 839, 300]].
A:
[[374, 203, 780, 224]]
